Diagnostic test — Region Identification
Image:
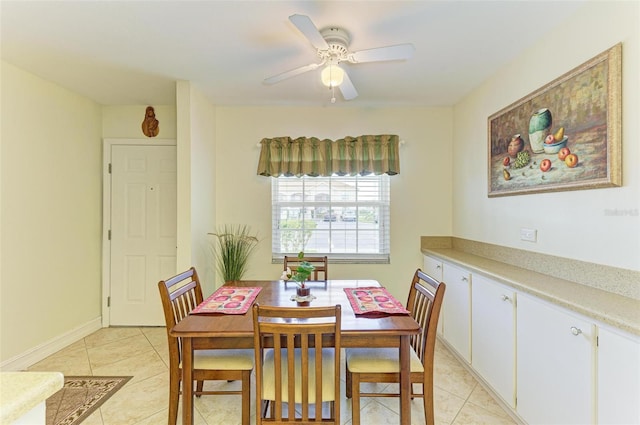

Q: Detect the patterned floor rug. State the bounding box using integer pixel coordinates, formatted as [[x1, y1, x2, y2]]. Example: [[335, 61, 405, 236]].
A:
[[46, 376, 132, 425]]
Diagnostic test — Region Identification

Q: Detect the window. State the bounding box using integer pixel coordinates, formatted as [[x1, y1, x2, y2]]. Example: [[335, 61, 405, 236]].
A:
[[272, 175, 390, 263]]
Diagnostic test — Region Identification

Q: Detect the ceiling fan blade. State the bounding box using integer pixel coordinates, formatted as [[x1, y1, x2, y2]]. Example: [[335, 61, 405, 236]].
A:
[[289, 14, 329, 50], [339, 71, 358, 100], [264, 62, 322, 85], [349, 43, 415, 63]]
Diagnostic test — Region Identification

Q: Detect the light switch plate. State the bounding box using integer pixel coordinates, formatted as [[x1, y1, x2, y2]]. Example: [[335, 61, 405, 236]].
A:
[[520, 228, 537, 242]]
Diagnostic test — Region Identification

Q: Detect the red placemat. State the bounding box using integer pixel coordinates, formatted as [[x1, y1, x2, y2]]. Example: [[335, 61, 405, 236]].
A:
[[191, 286, 262, 315], [344, 287, 410, 316]]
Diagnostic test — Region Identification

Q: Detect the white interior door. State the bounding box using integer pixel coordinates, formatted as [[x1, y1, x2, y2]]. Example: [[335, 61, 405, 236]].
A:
[[110, 144, 177, 325]]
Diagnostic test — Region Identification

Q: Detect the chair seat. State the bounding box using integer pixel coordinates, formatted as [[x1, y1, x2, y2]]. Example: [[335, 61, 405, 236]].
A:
[[180, 349, 254, 371], [346, 347, 424, 373], [262, 348, 336, 403]]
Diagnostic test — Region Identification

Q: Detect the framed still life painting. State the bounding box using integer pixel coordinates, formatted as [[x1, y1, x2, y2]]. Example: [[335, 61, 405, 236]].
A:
[[488, 43, 622, 197]]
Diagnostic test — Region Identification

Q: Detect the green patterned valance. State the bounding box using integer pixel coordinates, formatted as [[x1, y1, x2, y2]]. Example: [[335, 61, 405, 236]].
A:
[[256, 135, 400, 177]]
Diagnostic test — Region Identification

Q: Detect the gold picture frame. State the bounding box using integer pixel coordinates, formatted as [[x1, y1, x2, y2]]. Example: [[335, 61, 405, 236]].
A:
[[488, 43, 622, 197]]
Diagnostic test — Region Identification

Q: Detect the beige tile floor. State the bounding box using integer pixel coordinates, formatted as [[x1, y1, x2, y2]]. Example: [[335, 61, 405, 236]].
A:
[[28, 327, 519, 425]]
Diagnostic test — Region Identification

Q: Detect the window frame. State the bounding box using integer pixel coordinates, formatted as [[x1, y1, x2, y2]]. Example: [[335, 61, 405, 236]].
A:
[[271, 174, 390, 264]]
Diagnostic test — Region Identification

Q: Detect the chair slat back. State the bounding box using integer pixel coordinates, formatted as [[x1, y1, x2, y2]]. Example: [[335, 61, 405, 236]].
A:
[[284, 256, 328, 281], [253, 304, 341, 424], [158, 267, 204, 365], [406, 269, 446, 364]]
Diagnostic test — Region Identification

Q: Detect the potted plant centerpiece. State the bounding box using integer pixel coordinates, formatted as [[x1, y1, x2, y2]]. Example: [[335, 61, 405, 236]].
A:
[[281, 251, 315, 299]]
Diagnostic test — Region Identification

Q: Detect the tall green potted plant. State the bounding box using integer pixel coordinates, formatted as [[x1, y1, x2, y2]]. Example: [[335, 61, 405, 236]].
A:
[[209, 224, 259, 282]]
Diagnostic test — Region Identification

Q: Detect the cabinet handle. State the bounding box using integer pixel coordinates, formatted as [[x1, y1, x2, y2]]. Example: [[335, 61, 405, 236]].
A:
[[461, 276, 468, 282], [501, 295, 510, 302], [570, 326, 582, 336], [436, 265, 441, 269]]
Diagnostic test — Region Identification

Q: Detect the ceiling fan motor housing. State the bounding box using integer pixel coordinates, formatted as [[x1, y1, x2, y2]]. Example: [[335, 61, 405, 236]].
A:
[[319, 27, 350, 60]]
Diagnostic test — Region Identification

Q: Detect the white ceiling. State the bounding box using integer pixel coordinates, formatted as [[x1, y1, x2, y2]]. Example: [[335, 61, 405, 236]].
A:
[[1, 1, 586, 107]]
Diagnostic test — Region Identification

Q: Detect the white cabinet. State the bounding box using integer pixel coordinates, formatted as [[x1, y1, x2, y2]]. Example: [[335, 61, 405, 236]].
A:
[[517, 294, 595, 425], [442, 262, 471, 362], [597, 324, 640, 425], [471, 275, 516, 407], [423, 255, 443, 281], [423, 255, 444, 335]]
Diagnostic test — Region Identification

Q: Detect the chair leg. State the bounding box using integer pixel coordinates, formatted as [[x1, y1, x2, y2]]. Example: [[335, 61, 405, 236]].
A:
[[346, 368, 352, 398], [423, 382, 434, 425], [351, 373, 361, 425], [195, 380, 204, 397], [241, 371, 251, 425], [168, 371, 180, 425]]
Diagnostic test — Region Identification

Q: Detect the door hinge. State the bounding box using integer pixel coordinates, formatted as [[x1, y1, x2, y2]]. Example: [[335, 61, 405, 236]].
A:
[[108, 229, 111, 240], [107, 296, 111, 307], [596, 335, 599, 347], [108, 163, 112, 174]]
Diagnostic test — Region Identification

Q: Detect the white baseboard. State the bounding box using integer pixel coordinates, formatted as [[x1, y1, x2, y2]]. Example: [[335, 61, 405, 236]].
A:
[[1, 317, 103, 371]]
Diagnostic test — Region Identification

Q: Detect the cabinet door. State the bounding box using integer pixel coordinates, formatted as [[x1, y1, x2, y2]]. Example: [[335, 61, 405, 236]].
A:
[[471, 275, 516, 407], [423, 255, 443, 281], [442, 263, 471, 362], [598, 325, 640, 425], [517, 294, 595, 425], [423, 256, 444, 335]]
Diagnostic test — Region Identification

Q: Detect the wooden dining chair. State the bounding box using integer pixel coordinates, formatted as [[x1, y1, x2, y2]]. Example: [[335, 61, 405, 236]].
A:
[[252, 304, 342, 424], [283, 255, 328, 280], [345, 269, 446, 425], [158, 267, 253, 425]]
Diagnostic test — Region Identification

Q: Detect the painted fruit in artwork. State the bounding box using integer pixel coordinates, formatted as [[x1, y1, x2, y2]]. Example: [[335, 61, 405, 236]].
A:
[[224, 302, 241, 309], [358, 296, 373, 302], [231, 295, 246, 301], [545, 134, 556, 144], [558, 147, 571, 161], [540, 159, 552, 172], [507, 135, 525, 157], [565, 153, 579, 168], [503, 156, 510, 166], [374, 296, 390, 302]]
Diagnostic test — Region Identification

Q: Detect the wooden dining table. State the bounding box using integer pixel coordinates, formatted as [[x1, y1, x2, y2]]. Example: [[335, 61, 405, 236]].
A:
[[169, 279, 421, 425]]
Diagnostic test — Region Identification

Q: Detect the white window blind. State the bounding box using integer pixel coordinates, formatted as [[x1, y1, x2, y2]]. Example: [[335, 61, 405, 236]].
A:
[[272, 175, 390, 263]]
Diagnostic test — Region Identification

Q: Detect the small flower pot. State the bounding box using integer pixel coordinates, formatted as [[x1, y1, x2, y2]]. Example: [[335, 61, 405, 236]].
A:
[[296, 286, 311, 297], [296, 286, 311, 306]]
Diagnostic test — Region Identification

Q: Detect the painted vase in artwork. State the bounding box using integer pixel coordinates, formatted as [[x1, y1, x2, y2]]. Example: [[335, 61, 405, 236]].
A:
[[528, 108, 552, 153]]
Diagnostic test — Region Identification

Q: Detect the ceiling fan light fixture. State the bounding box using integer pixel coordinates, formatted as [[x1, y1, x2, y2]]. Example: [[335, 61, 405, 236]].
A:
[[321, 64, 344, 88]]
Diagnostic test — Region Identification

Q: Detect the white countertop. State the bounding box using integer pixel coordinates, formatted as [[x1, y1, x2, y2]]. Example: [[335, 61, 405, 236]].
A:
[[0, 371, 64, 424], [422, 247, 640, 336]]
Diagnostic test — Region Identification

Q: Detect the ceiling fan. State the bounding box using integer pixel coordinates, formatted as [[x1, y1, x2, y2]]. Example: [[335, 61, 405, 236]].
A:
[[264, 14, 415, 101]]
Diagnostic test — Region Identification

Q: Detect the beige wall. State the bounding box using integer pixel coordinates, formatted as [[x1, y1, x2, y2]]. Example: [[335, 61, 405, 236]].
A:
[[452, 1, 640, 272], [213, 106, 453, 299], [1, 62, 103, 362], [185, 84, 216, 294]]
